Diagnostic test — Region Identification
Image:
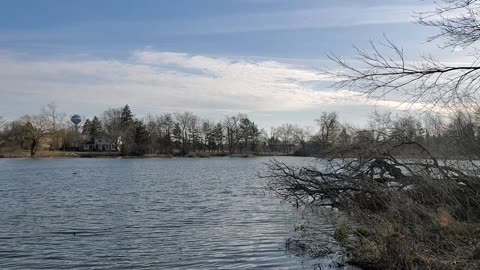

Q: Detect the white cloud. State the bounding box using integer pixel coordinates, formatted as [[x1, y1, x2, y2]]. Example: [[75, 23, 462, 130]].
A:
[[0, 49, 438, 118]]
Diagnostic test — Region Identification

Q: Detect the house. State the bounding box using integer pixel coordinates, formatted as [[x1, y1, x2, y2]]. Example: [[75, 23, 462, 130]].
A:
[[80, 137, 116, 151]]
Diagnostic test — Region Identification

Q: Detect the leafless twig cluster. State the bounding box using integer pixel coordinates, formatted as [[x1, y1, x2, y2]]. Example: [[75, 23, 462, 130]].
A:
[[329, 39, 480, 109], [329, 0, 480, 109]]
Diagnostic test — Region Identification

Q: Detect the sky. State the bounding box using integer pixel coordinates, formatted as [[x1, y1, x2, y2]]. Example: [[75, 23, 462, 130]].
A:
[[0, 0, 467, 128]]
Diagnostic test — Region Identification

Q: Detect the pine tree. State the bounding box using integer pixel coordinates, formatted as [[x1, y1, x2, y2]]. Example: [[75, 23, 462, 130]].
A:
[[120, 104, 134, 128], [89, 116, 103, 137], [82, 119, 91, 135], [133, 120, 150, 155], [119, 104, 134, 154]]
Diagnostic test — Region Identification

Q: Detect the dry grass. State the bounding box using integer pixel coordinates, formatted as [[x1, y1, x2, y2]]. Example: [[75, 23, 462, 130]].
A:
[[0, 150, 120, 158], [263, 139, 480, 269]]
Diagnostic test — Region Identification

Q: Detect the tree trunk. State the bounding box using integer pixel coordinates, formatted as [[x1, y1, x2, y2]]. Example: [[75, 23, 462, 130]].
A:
[[30, 139, 37, 157]]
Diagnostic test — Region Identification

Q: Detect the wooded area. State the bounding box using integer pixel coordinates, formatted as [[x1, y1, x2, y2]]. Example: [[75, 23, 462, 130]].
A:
[[3, 102, 480, 160]]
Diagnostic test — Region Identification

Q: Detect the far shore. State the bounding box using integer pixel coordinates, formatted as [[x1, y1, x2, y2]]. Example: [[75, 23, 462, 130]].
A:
[[0, 151, 294, 159], [0, 150, 469, 161]]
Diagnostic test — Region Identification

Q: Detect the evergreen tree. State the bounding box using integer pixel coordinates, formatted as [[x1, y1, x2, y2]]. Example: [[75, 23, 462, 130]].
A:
[[249, 121, 260, 153], [119, 104, 134, 154], [133, 120, 150, 155], [82, 119, 91, 136], [81, 117, 103, 137], [238, 117, 260, 152], [89, 116, 103, 137], [120, 104, 134, 128]]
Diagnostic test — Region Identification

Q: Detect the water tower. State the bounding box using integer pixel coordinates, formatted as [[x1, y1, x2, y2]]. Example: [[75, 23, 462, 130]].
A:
[[71, 115, 82, 132]]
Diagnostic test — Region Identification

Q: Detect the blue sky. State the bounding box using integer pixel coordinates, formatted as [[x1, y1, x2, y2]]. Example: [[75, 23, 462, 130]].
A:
[[0, 0, 463, 128]]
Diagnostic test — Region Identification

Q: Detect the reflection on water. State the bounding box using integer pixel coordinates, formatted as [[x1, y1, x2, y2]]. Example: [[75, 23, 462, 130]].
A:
[[0, 157, 352, 269]]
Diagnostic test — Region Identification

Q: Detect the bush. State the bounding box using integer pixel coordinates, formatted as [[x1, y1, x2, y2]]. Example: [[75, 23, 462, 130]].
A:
[[264, 138, 480, 269]]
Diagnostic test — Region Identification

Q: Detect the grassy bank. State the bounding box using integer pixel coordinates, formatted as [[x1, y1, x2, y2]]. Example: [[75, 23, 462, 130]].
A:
[[0, 150, 293, 159], [0, 151, 120, 158]]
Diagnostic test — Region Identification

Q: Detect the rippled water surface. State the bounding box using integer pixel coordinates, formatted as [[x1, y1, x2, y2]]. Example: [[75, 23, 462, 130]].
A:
[[0, 157, 341, 269]]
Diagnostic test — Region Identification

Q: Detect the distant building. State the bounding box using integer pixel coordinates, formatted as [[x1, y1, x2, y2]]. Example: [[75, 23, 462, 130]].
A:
[[80, 137, 116, 151]]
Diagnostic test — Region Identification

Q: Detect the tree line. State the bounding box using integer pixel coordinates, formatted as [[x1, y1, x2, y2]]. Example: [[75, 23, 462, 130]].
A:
[[1, 102, 480, 158], [0, 103, 309, 157]]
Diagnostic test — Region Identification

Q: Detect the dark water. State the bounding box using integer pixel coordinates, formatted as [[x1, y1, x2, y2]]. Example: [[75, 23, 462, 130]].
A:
[[0, 157, 345, 269]]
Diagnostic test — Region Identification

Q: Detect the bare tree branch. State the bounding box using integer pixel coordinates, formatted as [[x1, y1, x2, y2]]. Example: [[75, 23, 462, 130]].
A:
[[329, 36, 480, 108]]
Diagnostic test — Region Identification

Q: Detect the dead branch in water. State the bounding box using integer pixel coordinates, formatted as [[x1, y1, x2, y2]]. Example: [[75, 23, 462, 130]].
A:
[[263, 135, 480, 269]]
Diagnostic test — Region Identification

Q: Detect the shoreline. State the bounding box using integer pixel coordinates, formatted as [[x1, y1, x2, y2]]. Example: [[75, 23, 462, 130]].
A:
[[0, 151, 294, 159], [1, 151, 475, 161]]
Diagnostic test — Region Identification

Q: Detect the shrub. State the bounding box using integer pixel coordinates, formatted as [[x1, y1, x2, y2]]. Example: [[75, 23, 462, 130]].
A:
[[264, 137, 480, 269]]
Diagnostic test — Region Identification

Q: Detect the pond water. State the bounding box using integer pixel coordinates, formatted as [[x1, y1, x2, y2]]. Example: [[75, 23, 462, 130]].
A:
[[0, 157, 349, 269]]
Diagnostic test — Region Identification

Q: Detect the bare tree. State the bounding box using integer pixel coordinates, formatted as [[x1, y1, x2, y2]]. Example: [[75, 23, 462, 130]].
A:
[[278, 123, 295, 144], [315, 112, 339, 146], [417, 0, 480, 48], [201, 119, 214, 152], [19, 114, 50, 157], [293, 126, 312, 155], [224, 114, 242, 154], [144, 114, 158, 153], [265, 2, 480, 268], [174, 112, 197, 153], [42, 103, 66, 150], [158, 113, 175, 153], [330, 40, 480, 108], [101, 108, 123, 151], [329, 0, 480, 108], [392, 114, 425, 142], [263, 134, 480, 268], [421, 112, 446, 152]]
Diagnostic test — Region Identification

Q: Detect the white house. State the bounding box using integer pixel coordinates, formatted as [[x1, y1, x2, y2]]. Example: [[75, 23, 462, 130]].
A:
[[80, 137, 116, 151]]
